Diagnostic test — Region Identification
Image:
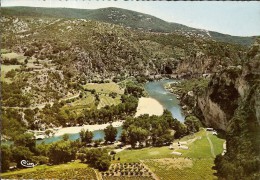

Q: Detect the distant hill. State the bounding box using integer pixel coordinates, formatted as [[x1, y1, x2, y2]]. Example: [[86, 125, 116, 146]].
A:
[[2, 6, 256, 46]]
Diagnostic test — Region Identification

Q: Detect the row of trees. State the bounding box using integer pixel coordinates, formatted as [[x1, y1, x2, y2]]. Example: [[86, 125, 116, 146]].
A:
[[82, 95, 138, 124], [1, 132, 113, 172], [1, 57, 21, 65], [80, 125, 118, 145]]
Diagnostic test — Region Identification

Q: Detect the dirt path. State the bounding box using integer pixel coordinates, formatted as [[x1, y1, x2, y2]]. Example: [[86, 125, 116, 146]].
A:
[[206, 131, 216, 158], [222, 141, 227, 155], [61, 93, 80, 101], [94, 169, 103, 180], [2, 93, 80, 110]]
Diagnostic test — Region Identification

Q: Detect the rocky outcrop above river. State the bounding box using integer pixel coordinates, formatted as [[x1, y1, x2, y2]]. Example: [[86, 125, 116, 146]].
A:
[[195, 39, 260, 131]]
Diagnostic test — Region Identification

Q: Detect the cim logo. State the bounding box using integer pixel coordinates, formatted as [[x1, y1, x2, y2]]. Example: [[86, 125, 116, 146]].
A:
[[21, 160, 36, 168]]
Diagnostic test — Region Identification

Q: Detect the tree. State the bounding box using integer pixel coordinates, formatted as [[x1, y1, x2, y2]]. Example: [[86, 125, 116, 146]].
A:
[[36, 143, 50, 156], [14, 133, 36, 153], [104, 125, 117, 143], [24, 58, 28, 64], [1, 145, 12, 172], [80, 129, 93, 144], [156, 132, 173, 146], [45, 130, 53, 137], [85, 148, 111, 171], [173, 121, 187, 139], [184, 116, 201, 133], [5, 69, 16, 78], [120, 129, 128, 144], [93, 139, 102, 147], [95, 154, 111, 171], [62, 134, 70, 141], [109, 92, 117, 98], [12, 146, 33, 168], [128, 126, 149, 148], [48, 141, 76, 164]]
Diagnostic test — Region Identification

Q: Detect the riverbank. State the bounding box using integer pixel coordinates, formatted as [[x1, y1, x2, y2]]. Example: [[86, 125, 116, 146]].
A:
[[54, 121, 124, 137], [135, 97, 164, 117]]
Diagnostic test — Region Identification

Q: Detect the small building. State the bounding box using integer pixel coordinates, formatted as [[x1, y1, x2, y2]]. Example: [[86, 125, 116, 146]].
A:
[[206, 128, 214, 131], [35, 135, 45, 140], [172, 152, 182, 156], [179, 145, 189, 150], [212, 131, 218, 135]]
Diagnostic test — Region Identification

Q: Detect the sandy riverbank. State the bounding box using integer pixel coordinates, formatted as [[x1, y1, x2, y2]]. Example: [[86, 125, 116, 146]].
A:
[[135, 97, 164, 117], [54, 121, 123, 137]]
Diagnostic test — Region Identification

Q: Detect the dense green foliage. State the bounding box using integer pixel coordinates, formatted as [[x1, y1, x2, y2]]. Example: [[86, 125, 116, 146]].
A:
[[212, 40, 260, 179], [184, 116, 201, 133], [79, 129, 93, 144], [104, 125, 118, 143], [78, 148, 111, 171], [1, 81, 31, 107], [1, 145, 12, 172], [1, 108, 26, 138], [83, 95, 138, 124], [122, 110, 193, 148], [214, 84, 260, 180], [48, 140, 77, 164], [172, 78, 209, 96]]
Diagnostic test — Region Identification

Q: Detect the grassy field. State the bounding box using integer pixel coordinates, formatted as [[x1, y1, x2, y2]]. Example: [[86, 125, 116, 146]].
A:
[[83, 82, 123, 108], [62, 93, 96, 114], [1, 64, 21, 83], [1, 49, 11, 54], [115, 129, 224, 180], [1, 161, 97, 179], [98, 94, 121, 109], [175, 131, 213, 158], [114, 147, 173, 163], [208, 133, 225, 156], [1, 52, 26, 63], [84, 82, 124, 94], [145, 158, 216, 180]]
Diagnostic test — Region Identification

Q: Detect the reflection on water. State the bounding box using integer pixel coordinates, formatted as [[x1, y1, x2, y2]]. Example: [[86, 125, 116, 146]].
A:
[[36, 126, 123, 144]]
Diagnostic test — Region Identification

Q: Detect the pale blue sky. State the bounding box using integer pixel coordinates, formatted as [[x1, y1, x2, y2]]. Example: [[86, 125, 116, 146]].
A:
[[2, 0, 260, 37]]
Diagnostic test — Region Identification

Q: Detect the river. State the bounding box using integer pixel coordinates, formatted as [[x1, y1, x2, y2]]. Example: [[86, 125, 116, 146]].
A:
[[36, 126, 123, 144], [144, 79, 185, 122], [3, 79, 184, 145]]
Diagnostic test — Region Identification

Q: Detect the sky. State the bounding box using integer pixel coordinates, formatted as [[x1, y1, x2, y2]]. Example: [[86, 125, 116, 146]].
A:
[[2, 0, 260, 37]]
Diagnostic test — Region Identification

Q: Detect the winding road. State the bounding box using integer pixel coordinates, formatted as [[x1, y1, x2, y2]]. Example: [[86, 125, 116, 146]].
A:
[[2, 93, 80, 110]]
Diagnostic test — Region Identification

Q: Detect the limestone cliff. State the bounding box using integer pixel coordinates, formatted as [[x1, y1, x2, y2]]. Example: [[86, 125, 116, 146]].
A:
[[195, 39, 260, 131]]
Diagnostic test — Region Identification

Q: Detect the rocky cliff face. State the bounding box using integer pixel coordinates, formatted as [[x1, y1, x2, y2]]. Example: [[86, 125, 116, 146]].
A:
[[196, 39, 260, 131], [214, 58, 260, 179]]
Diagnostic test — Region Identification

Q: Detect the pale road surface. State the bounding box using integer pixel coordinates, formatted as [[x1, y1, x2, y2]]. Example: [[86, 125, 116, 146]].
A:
[[206, 131, 216, 158]]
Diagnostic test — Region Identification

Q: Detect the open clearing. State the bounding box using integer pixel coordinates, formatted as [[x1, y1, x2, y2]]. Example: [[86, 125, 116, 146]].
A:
[[1, 64, 21, 83], [61, 92, 96, 114], [83, 82, 123, 108], [115, 129, 224, 180], [146, 158, 193, 170], [84, 82, 124, 94], [98, 94, 121, 109]]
